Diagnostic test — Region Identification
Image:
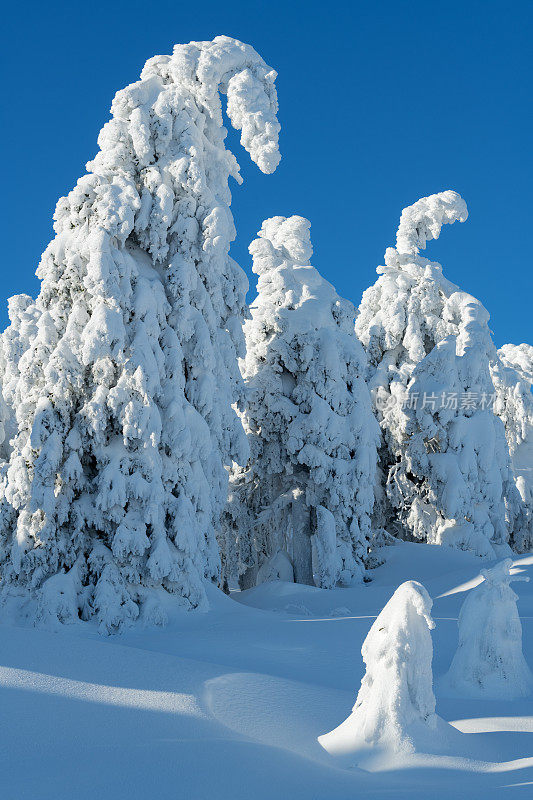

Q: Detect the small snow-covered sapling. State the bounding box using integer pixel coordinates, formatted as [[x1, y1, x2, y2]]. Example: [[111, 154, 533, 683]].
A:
[[319, 580, 441, 756], [443, 558, 533, 698]]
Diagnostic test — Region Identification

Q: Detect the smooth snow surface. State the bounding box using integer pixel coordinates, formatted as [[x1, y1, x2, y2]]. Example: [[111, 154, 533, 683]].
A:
[[2, 541, 533, 798]]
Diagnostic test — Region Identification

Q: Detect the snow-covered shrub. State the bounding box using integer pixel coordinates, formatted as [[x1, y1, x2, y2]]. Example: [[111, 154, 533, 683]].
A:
[[256, 549, 294, 584], [227, 216, 379, 588], [0, 37, 281, 632], [355, 191, 524, 556], [443, 559, 533, 698], [319, 580, 441, 755]]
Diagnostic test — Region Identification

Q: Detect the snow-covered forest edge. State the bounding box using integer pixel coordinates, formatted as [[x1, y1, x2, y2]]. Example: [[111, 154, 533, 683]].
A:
[[0, 36, 532, 798]]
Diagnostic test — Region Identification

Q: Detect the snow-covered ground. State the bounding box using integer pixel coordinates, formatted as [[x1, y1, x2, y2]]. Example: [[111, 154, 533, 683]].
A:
[[2, 541, 533, 799]]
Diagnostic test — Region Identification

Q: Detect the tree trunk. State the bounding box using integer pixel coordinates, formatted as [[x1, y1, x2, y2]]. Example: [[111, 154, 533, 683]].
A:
[[291, 491, 314, 585], [239, 564, 259, 590]]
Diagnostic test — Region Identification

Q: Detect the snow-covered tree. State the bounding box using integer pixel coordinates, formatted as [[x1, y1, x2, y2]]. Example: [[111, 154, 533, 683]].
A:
[[0, 36, 281, 632], [393, 312, 523, 557], [355, 191, 524, 555], [498, 344, 533, 387], [319, 581, 442, 756], [443, 559, 533, 698], [491, 344, 533, 550], [227, 216, 379, 589]]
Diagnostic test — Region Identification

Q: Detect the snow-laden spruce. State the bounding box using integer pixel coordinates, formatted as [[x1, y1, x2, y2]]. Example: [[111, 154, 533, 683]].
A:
[[491, 344, 533, 550], [442, 559, 533, 698], [224, 216, 379, 589], [0, 37, 281, 632], [319, 580, 452, 758], [355, 191, 525, 556]]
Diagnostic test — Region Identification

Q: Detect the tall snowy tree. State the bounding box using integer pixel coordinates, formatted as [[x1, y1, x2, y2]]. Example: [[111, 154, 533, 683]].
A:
[[355, 191, 525, 556], [226, 215, 379, 589], [0, 36, 281, 632], [491, 343, 533, 550]]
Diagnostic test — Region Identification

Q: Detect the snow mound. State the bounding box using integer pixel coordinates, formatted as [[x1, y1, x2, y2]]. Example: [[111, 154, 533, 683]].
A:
[[203, 670, 348, 763]]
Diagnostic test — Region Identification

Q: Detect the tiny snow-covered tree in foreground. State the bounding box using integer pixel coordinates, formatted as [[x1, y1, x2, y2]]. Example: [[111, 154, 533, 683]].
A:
[[443, 559, 533, 698], [0, 37, 281, 632], [227, 216, 379, 589], [319, 580, 444, 757], [355, 191, 524, 556]]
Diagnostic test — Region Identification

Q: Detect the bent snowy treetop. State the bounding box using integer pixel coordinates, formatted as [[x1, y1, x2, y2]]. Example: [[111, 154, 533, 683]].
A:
[[394, 190, 468, 256]]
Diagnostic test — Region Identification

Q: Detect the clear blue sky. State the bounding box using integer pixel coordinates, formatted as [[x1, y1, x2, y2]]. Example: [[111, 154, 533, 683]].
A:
[[2, 0, 531, 346]]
